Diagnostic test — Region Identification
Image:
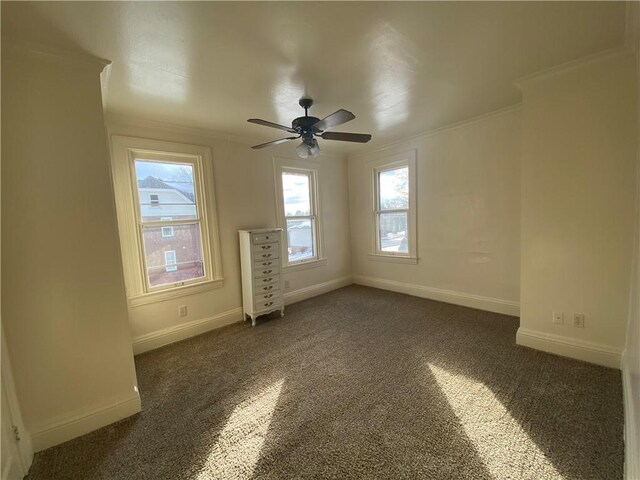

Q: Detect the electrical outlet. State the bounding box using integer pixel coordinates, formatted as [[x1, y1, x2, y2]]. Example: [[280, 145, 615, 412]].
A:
[[179, 305, 188, 317], [284, 280, 290, 290], [552, 311, 564, 325], [573, 313, 585, 328]]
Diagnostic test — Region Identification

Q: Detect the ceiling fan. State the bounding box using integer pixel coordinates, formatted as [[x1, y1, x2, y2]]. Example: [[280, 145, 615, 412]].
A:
[[248, 97, 372, 158]]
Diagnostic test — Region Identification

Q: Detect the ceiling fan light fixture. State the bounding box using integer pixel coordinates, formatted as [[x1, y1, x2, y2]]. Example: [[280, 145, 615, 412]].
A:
[[296, 141, 310, 159], [309, 138, 320, 156]]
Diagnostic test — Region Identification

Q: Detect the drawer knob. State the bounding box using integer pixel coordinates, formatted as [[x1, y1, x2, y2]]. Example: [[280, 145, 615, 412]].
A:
[[261, 245, 271, 250], [264, 270, 272, 274], [265, 286, 273, 290], [262, 254, 272, 258], [263, 277, 272, 282], [264, 294, 273, 298], [262, 262, 272, 266], [265, 301, 273, 307]]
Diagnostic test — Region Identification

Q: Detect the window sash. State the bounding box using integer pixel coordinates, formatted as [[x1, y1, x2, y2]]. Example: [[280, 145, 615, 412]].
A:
[[139, 220, 207, 290], [374, 163, 412, 257], [279, 166, 320, 266], [130, 155, 210, 292], [285, 215, 317, 264]]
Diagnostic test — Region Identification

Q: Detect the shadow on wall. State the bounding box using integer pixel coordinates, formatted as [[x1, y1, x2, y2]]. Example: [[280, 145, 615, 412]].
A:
[[25, 286, 622, 479]]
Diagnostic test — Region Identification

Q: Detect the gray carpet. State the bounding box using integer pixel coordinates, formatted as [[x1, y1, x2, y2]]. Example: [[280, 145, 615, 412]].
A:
[[26, 285, 623, 479]]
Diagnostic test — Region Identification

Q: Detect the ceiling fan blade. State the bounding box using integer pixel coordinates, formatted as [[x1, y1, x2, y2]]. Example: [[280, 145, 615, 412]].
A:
[[251, 136, 299, 149], [320, 132, 372, 143], [313, 109, 356, 131], [248, 118, 297, 134]]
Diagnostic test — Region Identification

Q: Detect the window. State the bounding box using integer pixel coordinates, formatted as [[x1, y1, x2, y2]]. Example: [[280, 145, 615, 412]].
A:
[[110, 136, 223, 304], [164, 250, 177, 272], [160, 217, 174, 238], [371, 151, 417, 262], [274, 158, 324, 268]]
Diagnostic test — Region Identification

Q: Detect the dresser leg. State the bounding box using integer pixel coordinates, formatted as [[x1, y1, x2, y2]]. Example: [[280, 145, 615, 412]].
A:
[[251, 316, 256, 327], [280, 307, 285, 318]]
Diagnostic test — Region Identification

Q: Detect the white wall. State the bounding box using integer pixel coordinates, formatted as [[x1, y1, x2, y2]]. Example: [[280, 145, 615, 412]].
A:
[[1, 42, 140, 452], [106, 117, 352, 353], [517, 50, 638, 369], [348, 107, 522, 316]]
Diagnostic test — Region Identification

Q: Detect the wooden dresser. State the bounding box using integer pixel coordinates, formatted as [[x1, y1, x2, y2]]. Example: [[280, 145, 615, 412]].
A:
[[239, 228, 285, 326]]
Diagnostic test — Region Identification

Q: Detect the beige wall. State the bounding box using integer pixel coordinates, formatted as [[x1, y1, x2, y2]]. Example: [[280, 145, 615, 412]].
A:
[[348, 108, 522, 314], [517, 50, 637, 367], [624, 3, 640, 476], [1, 44, 140, 451], [106, 118, 352, 347]]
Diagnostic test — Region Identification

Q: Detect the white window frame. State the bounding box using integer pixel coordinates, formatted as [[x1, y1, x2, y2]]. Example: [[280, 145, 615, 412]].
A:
[[369, 150, 417, 264], [273, 157, 326, 271], [160, 217, 174, 238], [164, 250, 177, 272], [110, 136, 224, 306], [149, 193, 159, 207]]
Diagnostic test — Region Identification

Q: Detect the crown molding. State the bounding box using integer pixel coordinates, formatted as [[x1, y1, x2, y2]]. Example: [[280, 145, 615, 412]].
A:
[[2, 36, 111, 72], [105, 112, 258, 146], [349, 103, 522, 160], [514, 45, 632, 89]]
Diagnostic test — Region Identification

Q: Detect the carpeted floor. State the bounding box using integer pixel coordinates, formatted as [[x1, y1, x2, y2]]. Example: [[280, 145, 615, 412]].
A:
[[26, 285, 623, 479]]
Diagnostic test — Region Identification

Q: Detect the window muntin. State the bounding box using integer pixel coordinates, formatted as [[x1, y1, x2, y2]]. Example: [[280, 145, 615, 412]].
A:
[[281, 169, 318, 264], [375, 165, 411, 256], [133, 158, 207, 290]]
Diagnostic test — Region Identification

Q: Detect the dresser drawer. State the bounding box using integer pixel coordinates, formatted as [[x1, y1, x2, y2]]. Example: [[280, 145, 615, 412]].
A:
[[252, 242, 279, 253], [254, 290, 282, 304], [254, 265, 280, 278], [254, 282, 280, 295], [254, 298, 282, 311], [253, 248, 280, 261], [252, 232, 279, 245], [253, 258, 279, 270], [254, 274, 280, 287]]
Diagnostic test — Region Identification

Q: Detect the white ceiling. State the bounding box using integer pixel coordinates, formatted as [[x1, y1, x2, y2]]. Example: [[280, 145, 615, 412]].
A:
[[1, 2, 628, 152]]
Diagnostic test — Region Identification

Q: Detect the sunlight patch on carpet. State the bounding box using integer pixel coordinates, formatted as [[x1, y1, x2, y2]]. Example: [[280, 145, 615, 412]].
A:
[[196, 379, 284, 479], [428, 364, 561, 479]]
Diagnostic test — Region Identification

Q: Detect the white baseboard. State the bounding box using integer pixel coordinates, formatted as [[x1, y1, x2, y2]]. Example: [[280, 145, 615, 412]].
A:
[[622, 350, 639, 480], [284, 276, 352, 305], [133, 308, 243, 355], [516, 327, 621, 369], [30, 392, 141, 452], [352, 275, 520, 316]]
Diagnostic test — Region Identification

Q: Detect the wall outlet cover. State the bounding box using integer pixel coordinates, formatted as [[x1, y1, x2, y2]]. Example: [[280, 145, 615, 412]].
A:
[[573, 313, 585, 328], [552, 311, 564, 325]]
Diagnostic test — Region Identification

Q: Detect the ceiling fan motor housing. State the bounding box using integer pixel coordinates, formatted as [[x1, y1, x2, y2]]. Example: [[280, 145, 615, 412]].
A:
[[292, 116, 321, 145]]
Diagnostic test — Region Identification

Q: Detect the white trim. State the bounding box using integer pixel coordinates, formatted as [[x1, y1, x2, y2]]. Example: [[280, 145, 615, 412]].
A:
[[273, 157, 325, 267], [30, 393, 141, 453], [514, 46, 632, 88], [128, 279, 224, 307], [133, 308, 243, 355], [110, 135, 224, 300], [370, 150, 417, 260], [1, 36, 111, 72], [622, 350, 639, 480], [1, 326, 33, 474], [367, 254, 418, 265], [353, 275, 519, 317], [516, 328, 621, 369], [283, 276, 352, 306], [349, 104, 522, 159], [282, 258, 328, 272], [106, 113, 256, 146]]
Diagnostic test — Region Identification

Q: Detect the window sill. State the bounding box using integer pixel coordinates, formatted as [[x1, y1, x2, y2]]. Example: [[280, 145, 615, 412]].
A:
[[128, 278, 224, 307], [282, 258, 328, 272], [367, 254, 418, 265]]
